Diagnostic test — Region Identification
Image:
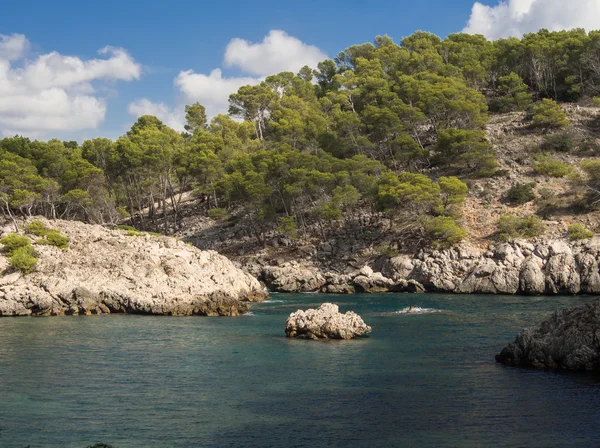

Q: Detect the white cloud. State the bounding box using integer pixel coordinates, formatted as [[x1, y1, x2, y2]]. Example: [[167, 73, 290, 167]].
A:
[[224, 30, 327, 76], [464, 0, 600, 40], [0, 33, 29, 61], [175, 68, 261, 118], [0, 35, 141, 137], [127, 98, 185, 132], [128, 30, 327, 127]]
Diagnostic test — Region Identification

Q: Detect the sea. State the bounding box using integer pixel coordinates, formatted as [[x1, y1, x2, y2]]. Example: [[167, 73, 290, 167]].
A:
[[1, 293, 600, 448]]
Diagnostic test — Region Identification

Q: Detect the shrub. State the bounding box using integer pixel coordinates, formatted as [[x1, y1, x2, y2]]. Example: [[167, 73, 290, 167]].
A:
[[540, 133, 575, 152], [593, 97, 600, 108], [533, 155, 573, 178], [127, 229, 143, 237], [207, 208, 228, 220], [568, 223, 594, 241], [25, 220, 50, 236], [0, 233, 31, 255], [37, 231, 69, 249], [421, 216, 467, 248], [8, 246, 38, 274], [506, 183, 536, 205], [532, 99, 569, 129], [497, 214, 545, 240], [277, 216, 299, 240], [117, 225, 137, 232]]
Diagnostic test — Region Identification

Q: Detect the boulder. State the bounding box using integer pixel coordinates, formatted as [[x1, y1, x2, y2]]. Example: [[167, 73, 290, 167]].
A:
[[352, 271, 394, 293], [0, 218, 267, 317], [285, 303, 372, 340], [496, 300, 600, 370], [261, 265, 326, 293]]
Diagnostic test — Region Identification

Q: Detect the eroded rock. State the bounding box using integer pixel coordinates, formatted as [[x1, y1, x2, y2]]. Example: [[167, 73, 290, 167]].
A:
[[285, 303, 372, 339]]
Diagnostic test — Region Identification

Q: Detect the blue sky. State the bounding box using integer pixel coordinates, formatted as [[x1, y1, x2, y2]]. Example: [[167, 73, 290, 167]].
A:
[[0, 0, 597, 141]]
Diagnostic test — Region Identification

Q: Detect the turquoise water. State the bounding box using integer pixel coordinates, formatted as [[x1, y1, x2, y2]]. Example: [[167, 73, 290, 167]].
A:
[[1, 294, 600, 447]]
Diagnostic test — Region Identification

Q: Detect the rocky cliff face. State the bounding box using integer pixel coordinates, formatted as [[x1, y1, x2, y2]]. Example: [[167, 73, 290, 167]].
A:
[[496, 300, 600, 370], [254, 238, 600, 295], [0, 219, 266, 317]]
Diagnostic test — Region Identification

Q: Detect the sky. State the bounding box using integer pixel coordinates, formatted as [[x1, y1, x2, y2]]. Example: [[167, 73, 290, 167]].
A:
[[0, 0, 599, 141]]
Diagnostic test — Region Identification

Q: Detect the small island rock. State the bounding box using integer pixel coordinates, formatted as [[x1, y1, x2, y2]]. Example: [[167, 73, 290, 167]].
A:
[[496, 300, 600, 370], [285, 303, 372, 339]]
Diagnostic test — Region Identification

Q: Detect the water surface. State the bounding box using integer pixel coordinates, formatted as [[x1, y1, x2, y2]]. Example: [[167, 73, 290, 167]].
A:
[[1, 294, 599, 447]]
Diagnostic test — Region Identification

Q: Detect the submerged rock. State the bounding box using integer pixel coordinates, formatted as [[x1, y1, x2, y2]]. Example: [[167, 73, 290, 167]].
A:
[[285, 303, 372, 340], [0, 218, 267, 317], [496, 300, 600, 370]]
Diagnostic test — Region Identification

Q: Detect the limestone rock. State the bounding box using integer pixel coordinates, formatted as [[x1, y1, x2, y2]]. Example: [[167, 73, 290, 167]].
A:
[[496, 300, 600, 370], [261, 264, 326, 293], [0, 218, 266, 317], [285, 303, 372, 339]]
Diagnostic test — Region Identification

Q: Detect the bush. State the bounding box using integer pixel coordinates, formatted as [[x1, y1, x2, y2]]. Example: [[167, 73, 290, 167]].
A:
[[497, 214, 545, 240], [37, 231, 69, 249], [532, 99, 569, 129], [533, 155, 573, 177], [117, 225, 137, 232], [540, 133, 575, 152], [277, 216, 298, 240], [25, 220, 50, 236], [8, 245, 38, 274], [207, 208, 228, 220], [506, 183, 536, 205], [568, 223, 594, 241], [0, 233, 31, 255], [421, 216, 467, 248]]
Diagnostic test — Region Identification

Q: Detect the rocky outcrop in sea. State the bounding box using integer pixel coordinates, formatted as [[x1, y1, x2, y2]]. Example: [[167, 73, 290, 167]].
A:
[[254, 238, 600, 295], [0, 219, 266, 317], [285, 303, 372, 339], [496, 300, 600, 370]]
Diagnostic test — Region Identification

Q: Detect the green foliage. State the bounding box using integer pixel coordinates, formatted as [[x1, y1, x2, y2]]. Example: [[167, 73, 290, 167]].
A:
[[493, 73, 533, 112], [532, 99, 569, 129], [0, 233, 31, 255], [25, 220, 50, 236], [540, 133, 575, 152], [496, 214, 545, 240], [506, 183, 536, 205], [581, 160, 600, 207], [420, 216, 467, 248], [207, 208, 228, 220], [435, 129, 497, 177], [37, 231, 69, 249], [593, 97, 600, 108], [8, 245, 38, 274], [277, 216, 299, 240], [533, 155, 573, 177], [568, 223, 594, 241]]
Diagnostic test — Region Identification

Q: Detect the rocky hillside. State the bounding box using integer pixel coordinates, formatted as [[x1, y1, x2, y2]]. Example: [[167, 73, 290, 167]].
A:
[[0, 218, 266, 316]]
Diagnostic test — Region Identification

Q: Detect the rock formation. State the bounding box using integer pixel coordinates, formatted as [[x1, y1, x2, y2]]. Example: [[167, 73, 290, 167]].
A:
[[255, 238, 600, 295], [0, 218, 267, 317], [496, 300, 600, 370], [285, 303, 372, 339]]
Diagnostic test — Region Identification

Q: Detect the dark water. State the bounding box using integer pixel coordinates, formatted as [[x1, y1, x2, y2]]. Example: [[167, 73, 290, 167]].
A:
[[1, 294, 600, 448]]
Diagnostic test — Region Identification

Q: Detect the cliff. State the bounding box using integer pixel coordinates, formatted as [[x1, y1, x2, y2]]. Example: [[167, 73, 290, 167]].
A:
[[0, 218, 266, 316]]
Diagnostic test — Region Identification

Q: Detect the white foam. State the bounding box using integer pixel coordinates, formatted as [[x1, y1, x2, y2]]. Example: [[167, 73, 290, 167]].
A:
[[395, 307, 443, 315], [243, 312, 255, 316]]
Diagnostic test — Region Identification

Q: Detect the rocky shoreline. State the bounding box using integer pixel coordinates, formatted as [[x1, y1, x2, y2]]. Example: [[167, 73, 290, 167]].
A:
[[0, 219, 266, 317], [247, 238, 600, 296], [496, 300, 600, 370]]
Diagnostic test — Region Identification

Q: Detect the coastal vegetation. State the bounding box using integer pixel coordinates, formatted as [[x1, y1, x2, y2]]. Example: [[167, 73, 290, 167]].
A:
[[3, 28, 600, 249]]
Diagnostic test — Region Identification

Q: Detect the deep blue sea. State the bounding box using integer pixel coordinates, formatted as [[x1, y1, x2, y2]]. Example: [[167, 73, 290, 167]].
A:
[[1, 293, 600, 448]]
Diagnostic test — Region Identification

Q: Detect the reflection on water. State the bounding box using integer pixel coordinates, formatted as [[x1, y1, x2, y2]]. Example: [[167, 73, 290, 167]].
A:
[[0, 293, 599, 447]]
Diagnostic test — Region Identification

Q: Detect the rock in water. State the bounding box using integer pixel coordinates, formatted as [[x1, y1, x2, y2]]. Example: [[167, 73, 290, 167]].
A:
[[496, 300, 600, 370], [285, 303, 372, 339], [0, 218, 267, 317]]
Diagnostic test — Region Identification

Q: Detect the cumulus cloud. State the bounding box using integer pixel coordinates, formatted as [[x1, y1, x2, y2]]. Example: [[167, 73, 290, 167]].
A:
[[128, 30, 327, 126], [463, 0, 600, 40], [0, 34, 141, 137], [224, 30, 327, 76], [0, 33, 29, 61], [175, 68, 261, 118], [127, 98, 186, 132]]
